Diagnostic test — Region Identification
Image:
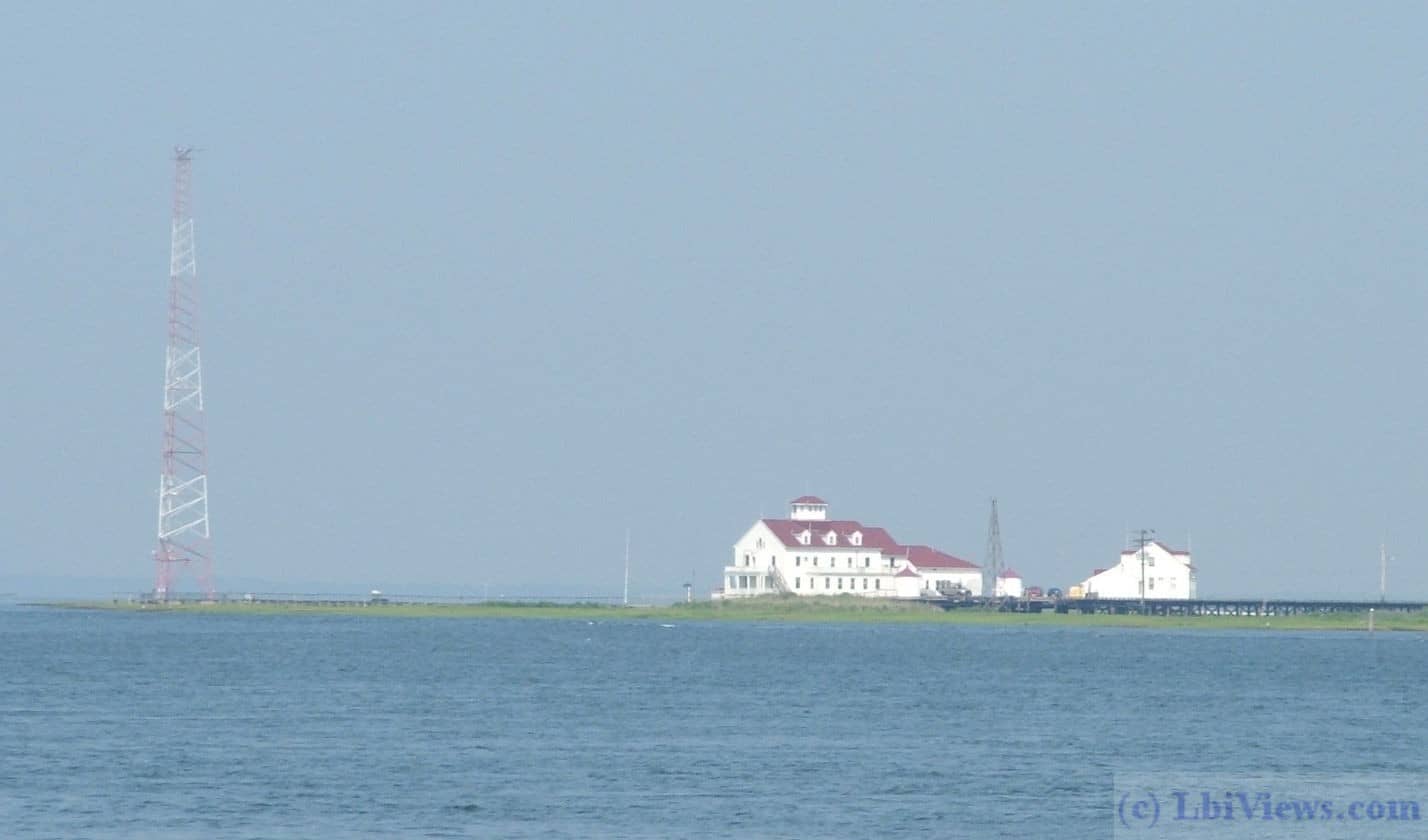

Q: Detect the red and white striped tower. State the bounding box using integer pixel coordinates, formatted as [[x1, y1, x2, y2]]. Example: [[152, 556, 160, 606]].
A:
[[154, 147, 215, 600]]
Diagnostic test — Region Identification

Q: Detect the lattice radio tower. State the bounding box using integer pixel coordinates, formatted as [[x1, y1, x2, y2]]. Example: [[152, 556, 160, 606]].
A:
[[153, 147, 215, 601], [983, 498, 1003, 601]]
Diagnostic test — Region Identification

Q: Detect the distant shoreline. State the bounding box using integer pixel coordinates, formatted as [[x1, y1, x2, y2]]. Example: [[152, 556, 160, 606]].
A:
[[29, 597, 1428, 632]]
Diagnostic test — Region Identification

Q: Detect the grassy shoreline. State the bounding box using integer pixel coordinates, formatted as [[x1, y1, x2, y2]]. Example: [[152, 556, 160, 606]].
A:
[[32, 596, 1428, 632]]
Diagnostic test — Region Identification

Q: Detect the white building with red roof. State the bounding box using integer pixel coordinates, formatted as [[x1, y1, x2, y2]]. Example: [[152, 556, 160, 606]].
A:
[[1076, 541, 1196, 599], [716, 497, 981, 599]]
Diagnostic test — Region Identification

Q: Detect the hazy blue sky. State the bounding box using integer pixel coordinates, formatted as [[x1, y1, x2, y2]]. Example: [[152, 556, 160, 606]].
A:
[[3, 3, 1426, 599]]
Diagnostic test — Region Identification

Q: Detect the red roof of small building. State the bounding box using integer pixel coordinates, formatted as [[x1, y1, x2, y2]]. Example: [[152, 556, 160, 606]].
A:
[[998, 569, 1022, 579], [790, 495, 828, 505], [895, 566, 921, 578], [1120, 540, 1190, 556], [897, 544, 979, 570]]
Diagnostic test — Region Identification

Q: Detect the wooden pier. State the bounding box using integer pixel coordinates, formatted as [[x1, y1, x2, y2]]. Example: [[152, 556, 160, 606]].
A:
[[922, 595, 1428, 616], [1055, 597, 1427, 616]]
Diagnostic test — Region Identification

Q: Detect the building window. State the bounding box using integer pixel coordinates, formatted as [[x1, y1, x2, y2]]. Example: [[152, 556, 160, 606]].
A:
[[864, 557, 869, 567], [727, 576, 734, 590], [837, 578, 843, 590], [863, 578, 868, 590], [824, 578, 830, 589], [847, 557, 852, 568], [874, 579, 880, 590], [795, 577, 801, 589], [813, 557, 819, 567], [795, 557, 801, 567]]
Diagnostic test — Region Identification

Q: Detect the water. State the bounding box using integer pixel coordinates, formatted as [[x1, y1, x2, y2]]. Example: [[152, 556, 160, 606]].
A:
[[2, 607, 1425, 838]]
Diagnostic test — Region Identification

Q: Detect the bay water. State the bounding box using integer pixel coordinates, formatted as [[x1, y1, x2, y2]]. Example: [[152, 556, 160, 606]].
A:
[[2, 607, 1424, 838]]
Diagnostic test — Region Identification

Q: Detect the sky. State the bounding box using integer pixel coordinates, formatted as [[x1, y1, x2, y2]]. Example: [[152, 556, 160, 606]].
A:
[[2, 3, 1427, 600]]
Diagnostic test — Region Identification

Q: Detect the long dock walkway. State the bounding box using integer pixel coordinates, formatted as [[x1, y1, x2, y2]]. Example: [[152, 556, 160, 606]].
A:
[[926, 596, 1428, 616], [1054, 597, 1426, 616]]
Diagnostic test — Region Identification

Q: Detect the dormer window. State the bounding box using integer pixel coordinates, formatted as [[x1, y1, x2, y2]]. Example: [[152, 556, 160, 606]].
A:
[[823, 531, 837, 546], [849, 531, 863, 546]]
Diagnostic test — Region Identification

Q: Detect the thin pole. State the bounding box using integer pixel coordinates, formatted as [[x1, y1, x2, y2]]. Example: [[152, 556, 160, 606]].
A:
[[1135, 528, 1155, 611], [1380, 540, 1388, 602], [623, 528, 630, 607]]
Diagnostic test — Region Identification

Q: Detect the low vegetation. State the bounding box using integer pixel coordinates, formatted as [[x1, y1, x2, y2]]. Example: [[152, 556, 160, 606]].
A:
[[41, 595, 1428, 631]]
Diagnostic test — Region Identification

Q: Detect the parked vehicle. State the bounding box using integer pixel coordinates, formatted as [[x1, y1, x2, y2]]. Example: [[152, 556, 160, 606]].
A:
[[934, 581, 973, 600]]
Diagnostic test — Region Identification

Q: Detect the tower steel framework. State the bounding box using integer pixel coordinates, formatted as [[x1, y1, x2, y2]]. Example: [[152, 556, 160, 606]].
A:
[[153, 147, 215, 600], [983, 498, 1003, 601]]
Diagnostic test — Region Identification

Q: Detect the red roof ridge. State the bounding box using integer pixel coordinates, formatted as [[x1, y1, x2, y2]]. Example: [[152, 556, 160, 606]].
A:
[[901, 544, 979, 570], [752, 520, 975, 568], [758, 519, 901, 551], [790, 495, 827, 505]]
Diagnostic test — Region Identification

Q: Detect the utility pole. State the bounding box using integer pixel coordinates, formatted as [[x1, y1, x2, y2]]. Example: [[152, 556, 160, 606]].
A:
[[1133, 528, 1155, 612], [1380, 539, 1388, 603], [983, 499, 1003, 603], [153, 147, 216, 601]]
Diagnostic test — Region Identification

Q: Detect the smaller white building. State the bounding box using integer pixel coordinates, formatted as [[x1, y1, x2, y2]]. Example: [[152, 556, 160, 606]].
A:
[[994, 569, 1024, 598], [1076, 541, 1196, 599]]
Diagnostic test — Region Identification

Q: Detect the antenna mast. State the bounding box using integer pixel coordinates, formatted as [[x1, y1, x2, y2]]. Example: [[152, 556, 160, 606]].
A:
[[983, 499, 1003, 600], [1380, 539, 1388, 602], [153, 147, 215, 601], [623, 529, 630, 606], [1133, 528, 1155, 610]]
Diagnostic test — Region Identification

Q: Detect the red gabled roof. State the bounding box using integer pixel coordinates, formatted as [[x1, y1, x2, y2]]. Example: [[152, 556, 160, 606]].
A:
[[1120, 540, 1190, 556], [790, 495, 827, 505], [754, 517, 976, 570], [895, 566, 921, 578], [897, 544, 979, 570], [760, 519, 900, 551], [998, 568, 1022, 579]]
